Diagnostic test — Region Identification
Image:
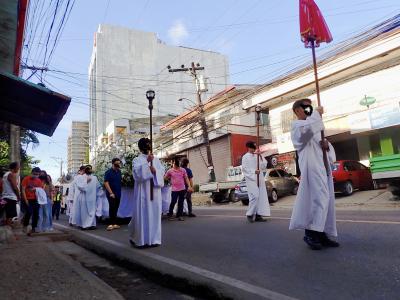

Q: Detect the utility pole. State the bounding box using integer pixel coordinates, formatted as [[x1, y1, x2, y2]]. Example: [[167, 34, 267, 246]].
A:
[[168, 62, 216, 182], [51, 157, 64, 180]]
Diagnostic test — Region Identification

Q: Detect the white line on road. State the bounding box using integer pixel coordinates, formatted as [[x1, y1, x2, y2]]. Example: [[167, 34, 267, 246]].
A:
[[55, 223, 297, 300], [199, 215, 400, 225]]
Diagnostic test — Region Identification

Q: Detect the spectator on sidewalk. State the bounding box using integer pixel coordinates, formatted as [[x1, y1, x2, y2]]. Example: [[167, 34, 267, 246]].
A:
[[165, 157, 193, 221], [2, 162, 21, 226], [104, 158, 122, 231], [52, 186, 62, 220], [38, 171, 53, 231], [21, 167, 43, 235], [128, 138, 165, 247], [289, 99, 339, 250], [180, 158, 196, 217]]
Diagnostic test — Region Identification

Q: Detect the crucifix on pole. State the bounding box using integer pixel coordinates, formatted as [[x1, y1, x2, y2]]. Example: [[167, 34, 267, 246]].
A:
[[146, 90, 155, 201]]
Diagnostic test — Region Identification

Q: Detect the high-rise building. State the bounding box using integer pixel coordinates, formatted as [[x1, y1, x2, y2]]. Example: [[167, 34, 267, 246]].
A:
[[67, 121, 89, 174], [88, 24, 230, 160]]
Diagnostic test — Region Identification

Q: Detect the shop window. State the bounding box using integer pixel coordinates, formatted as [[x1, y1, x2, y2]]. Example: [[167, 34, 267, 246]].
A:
[[369, 134, 381, 157], [391, 128, 400, 154]]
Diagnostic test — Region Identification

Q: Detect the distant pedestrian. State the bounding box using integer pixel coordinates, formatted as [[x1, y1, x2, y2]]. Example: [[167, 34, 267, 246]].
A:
[[128, 138, 165, 247], [61, 189, 67, 214], [180, 158, 196, 217], [1, 162, 21, 226], [242, 141, 270, 223], [52, 186, 62, 220], [165, 157, 193, 221], [289, 99, 339, 250], [104, 158, 122, 231], [21, 167, 43, 235]]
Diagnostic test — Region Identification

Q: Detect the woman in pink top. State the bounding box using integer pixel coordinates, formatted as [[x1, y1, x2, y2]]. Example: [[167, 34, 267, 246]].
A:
[[164, 157, 193, 221]]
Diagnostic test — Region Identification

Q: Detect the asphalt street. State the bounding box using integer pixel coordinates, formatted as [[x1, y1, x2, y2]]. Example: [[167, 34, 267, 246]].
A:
[[56, 208, 400, 300]]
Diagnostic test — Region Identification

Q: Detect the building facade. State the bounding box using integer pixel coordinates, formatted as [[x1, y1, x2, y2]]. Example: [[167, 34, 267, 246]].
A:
[[67, 121, 89, 174], [160, 86, 271, 184], [243, 16, 400, 177], [88, 24, 230, 161]]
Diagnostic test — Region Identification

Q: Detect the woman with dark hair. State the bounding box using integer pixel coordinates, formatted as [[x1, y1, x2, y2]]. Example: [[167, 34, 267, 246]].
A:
[[38, 171, 53, 231], [165, 157, 193, 221]]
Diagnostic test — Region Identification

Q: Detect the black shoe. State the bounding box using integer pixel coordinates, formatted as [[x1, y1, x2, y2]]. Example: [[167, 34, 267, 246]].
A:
[[255, 215, 267, 222], [247, 216, 254, 223], [188, 213, 196, 217], [320, 235, 340, 247], [303, 236, 323, 250]]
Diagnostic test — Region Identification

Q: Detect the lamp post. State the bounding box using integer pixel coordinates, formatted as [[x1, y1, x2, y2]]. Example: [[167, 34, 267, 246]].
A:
[[146, 89, 155, 200]]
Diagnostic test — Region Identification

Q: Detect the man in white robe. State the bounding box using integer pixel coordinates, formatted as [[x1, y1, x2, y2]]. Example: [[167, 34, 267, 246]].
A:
[[67, 166, 85, 226], [289, 99, 339, 250], [72, 165, 98, 229], [242, 141, 271, 223], [129, 138, 165, 247]]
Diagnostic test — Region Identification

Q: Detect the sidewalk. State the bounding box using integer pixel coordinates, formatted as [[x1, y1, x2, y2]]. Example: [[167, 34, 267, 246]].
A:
[[0, 228, 124, 300]]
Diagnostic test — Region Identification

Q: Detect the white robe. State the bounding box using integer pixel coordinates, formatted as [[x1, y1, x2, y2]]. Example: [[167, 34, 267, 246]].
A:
[[72, 174, 98, 228], [128, 154, 165, 246], [242, 152, 271, 217], [67, 178, 77, 224], [289, 111, 337, 237], [96, 187, 109, 218]]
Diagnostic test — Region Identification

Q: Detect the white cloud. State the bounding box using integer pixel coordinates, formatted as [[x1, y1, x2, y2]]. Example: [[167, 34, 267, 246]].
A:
[[167, 20, 188, 45]]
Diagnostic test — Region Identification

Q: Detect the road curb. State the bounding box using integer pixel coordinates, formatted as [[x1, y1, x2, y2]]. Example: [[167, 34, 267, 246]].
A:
[[55, 224, 296, 300]]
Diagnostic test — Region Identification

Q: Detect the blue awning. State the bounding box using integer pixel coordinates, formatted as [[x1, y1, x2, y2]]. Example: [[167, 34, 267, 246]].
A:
[[0, 71, 71, 136]]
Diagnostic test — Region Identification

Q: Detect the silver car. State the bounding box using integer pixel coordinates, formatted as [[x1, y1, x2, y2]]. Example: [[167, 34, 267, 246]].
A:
[[235, 168, 299, 204]]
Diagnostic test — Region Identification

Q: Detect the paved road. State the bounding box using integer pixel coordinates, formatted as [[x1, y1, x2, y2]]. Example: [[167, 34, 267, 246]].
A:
[[56, 208, 400, 300]]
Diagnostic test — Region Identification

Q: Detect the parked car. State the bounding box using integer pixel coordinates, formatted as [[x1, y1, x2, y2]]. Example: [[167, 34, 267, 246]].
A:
[[332, 160, 374, 196], [235, 169, 299, 205]]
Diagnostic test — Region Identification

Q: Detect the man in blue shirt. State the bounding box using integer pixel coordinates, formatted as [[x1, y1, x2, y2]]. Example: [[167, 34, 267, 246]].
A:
[[181, 158, 196, 217], [104, 158, 122, 231]]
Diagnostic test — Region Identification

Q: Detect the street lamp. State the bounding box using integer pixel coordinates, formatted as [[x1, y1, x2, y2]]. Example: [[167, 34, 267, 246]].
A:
[[146, 90, 155, 200]]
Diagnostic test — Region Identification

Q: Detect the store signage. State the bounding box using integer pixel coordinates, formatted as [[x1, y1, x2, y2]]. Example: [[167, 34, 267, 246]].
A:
[[369, 104, 400, 130]]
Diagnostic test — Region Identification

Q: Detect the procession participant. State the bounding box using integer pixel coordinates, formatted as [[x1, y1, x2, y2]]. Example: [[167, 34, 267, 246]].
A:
[[289, 98, 339, 250], [71, 166, 93, 229], [242, 141, 270, 223], [104, 158, 122, 231], [67, 166, 85, 226], [128, 138, 165, 248]]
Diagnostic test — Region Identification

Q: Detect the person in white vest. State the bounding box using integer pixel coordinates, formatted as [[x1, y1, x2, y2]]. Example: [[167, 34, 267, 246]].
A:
[[128, 138, 165, 248], [289, 98, 339, 250], [242, 141, 271, 223]]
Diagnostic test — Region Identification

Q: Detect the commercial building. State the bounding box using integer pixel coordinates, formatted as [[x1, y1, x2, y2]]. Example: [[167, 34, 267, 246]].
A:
[[67, 121, 89, 174], [88, 24, 230, 161], [160, 86, 271, 184], [242, 15, 400, 176]]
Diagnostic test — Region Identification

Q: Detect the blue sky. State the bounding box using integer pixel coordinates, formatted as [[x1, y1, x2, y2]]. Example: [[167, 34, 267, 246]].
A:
[[24, 0, 400, 179]]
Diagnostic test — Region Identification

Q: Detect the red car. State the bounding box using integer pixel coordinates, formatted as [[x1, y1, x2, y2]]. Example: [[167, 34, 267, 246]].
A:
[[332, 160, 374, 196]]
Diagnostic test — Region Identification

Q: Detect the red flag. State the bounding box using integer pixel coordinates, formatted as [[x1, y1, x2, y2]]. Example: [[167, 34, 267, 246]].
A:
[[300, 0, 333, 48]]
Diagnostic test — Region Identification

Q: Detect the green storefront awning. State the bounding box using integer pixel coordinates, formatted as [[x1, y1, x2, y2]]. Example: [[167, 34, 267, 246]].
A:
[[0, 71, 71, 136]]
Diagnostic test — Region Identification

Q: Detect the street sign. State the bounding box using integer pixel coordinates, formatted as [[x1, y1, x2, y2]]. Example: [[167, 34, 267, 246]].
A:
[[360, 96, 376, 107]]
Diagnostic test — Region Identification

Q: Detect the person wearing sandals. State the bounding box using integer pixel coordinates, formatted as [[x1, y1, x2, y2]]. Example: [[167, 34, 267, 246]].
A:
[[104, 158, 122, 231]]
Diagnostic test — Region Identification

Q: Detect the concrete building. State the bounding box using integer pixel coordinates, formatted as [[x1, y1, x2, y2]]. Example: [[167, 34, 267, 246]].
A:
[[89, 24, 230, 161], [67, 121, 89, 174]]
